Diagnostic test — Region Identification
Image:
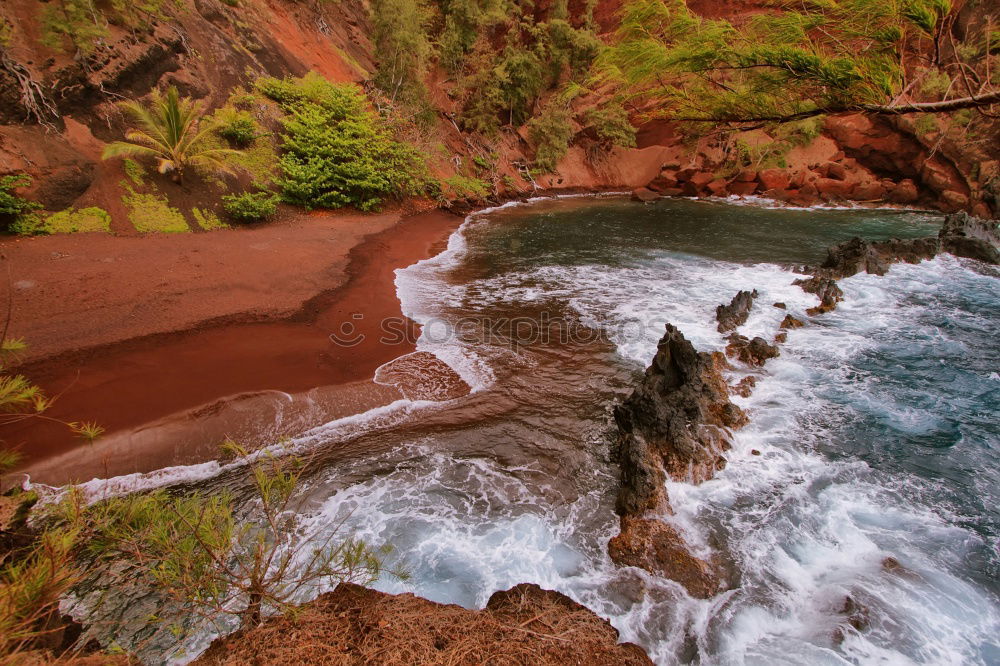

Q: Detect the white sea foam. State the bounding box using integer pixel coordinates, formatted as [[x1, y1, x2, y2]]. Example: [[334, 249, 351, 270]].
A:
[[32, 397, 443, 508], [55, 199, 1000, 665], [369, 241, 1000, 664]]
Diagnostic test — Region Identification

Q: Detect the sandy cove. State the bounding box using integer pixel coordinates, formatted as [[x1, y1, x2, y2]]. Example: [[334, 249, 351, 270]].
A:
[[2, 205, 465, 485]]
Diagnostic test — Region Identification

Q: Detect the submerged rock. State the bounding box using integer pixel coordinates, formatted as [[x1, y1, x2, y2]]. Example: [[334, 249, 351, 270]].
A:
[[725, 334, 780, 366], [715, 289, 758, 333], [608, 516, 727, 599], [631, 187, 660, 203]]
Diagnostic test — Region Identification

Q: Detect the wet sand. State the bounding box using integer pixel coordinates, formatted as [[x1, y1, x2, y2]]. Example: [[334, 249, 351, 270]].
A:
[[3, 208, 464, 484]]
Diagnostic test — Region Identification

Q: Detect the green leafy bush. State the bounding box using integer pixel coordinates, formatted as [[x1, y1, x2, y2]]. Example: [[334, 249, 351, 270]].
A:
[[255, 71, 354, 109], [527, 105, 575, 173], [0, 174, 41, 234], [438, 175, 490, 202], [585, 105, 637, 148], [257, 74, 426, 211], [216, 109, 259, 147], [57, 445, 398, 641], [222, 191, 280, 222]]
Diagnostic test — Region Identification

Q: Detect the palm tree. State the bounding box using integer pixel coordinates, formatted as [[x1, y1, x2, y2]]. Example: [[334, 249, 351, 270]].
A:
[[102, 87, 240, 184]]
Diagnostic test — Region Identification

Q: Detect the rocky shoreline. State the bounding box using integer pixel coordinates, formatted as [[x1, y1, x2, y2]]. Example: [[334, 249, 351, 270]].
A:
[[630, 114, 996, 219], [608, 212, 1000, 596]]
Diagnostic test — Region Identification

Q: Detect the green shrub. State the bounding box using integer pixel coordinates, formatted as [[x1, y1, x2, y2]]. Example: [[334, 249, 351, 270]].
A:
[[67, 446, 396, 639], [438, 175, 490, 202], [258, 74, 426, 211], [585, 105, 637, 148], [255, 72, 361, 110], [527, 105, 575, 173], [222, 191, 280, 222], [216, 109, 259, 147], [8, 215, 45, 236], [774, 116, 823, 147], [0, 174, 41, 234], [546, 19, 601, 76], [913, 113, 938, 136]]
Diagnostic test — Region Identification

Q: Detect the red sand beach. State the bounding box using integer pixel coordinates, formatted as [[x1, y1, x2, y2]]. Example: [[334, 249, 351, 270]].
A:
[[1, 207, 465, 485]]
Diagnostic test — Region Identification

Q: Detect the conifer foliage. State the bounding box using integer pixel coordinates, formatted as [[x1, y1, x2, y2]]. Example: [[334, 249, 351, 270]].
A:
[[597, 0, 1000, 122]]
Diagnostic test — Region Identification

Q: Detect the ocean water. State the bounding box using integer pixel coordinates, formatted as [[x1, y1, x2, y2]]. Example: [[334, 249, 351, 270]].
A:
[[66, 197, 1000, 664]]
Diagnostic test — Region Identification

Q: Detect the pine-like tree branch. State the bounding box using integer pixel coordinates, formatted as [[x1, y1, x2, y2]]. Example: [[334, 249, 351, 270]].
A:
[[671, 89, 1000, 123]]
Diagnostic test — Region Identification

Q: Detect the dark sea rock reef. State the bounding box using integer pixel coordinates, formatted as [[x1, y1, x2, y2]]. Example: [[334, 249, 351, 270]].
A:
[[609, 324, 747, 597], [609, 211, 999, 600], [716, 289, 758, 333], [939, 212, 1000, 264], [796, 212, 999, 313]]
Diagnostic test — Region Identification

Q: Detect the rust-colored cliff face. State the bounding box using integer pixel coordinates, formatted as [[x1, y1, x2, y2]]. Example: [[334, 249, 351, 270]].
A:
[[3, 0, 994, 229], [0, 0, 678, 227]]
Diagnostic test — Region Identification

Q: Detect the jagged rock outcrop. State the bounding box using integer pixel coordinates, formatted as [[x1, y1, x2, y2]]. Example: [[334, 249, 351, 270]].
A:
[[614, 324, 747, 506], [819, 236, 941, 278], [939, 212, 1000, 264], [195, 582, 652, 665], [610, 324, 746, 597], [794, 275, 844, 314], [725, 334, 780, 366], [716, 289, 758, 333], [793, 212, 999, 316], [608, 516, 726, 599]]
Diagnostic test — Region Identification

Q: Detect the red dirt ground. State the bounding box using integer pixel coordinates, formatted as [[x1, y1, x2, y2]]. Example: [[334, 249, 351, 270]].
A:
[[2, 208, 463, 483]]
